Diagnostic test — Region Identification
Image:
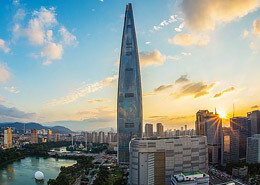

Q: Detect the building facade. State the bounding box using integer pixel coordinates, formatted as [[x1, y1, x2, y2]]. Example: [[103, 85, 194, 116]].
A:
[[250, 110, 260, 136], [117, 3, 143, 164], [247, 134, 260, 163], [4, 127, 12, 149], [31, 129, 38, 144], [129, 136, 208, 185], [157, 123, 164, 137], [145, 123, 153, 137]]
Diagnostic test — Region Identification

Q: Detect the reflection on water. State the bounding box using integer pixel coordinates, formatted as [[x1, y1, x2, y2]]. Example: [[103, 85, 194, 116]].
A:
[[0, 157, 76, 185]]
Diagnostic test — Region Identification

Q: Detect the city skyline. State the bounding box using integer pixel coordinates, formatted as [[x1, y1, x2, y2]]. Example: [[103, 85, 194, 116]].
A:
[[1, 0, 260, 131]]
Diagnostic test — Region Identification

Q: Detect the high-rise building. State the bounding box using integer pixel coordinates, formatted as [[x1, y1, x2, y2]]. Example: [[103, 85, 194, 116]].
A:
[[47, 129, 52, 142], [157, 123, 164, 137], [195, 110, 210, 136], [145, 123, 153, 137], [230, 117, 249, 160], [195, 110, 223, 165], [4, 127, 12, 149], [98, 131, 105, 143], [107, 131, 116, 143], [31, 129, 38, 144], [92, 132, 98, 143], [223, 127, 231, 164], [117, 3, 143, 164], [247, 134, 260, 163], [230, 129, 240, 163], [54, 133, 60, 142], [129, 136, 208, 185], [250, 110, 260, 136]]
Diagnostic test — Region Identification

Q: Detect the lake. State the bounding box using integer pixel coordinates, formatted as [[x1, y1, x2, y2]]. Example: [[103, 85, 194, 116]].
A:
[[0, 157, 76, 185]]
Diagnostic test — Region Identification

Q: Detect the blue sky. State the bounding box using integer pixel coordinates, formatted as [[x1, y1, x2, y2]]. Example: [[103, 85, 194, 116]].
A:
[[1, 0, 260, 131]]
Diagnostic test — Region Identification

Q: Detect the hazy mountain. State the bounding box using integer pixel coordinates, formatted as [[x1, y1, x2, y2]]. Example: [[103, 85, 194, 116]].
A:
[[0, 122, 73, 134]]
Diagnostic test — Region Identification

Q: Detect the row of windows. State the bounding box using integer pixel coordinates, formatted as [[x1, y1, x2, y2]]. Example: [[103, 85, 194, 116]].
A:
[[125, 123, 134, 128], [125, 68, 133, 71], [125, 93, 134, 98], [126, 51, 132, 56]]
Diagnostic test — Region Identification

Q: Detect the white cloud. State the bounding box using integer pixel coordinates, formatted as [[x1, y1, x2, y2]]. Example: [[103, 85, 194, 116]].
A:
[[151, 15, 178, 32], [26, 7, 57, 45], [180, 0, 260, 31], [0, 39, 10, 53], [48, 75, 118, 106], [0, 64, 10, 83], [4, 86, 20, 94], [243, 30, 249, 38], [175, 22, 185, 32], [253, 18, 260, 35], [41, 42, 63, 62], [42, 60, 52, 66], [139, 50, 166, 67], [182, 52, 191, 56], [59, 26, 78, 46], [169, 33, 210, 46], [145, 41, 151, 45]]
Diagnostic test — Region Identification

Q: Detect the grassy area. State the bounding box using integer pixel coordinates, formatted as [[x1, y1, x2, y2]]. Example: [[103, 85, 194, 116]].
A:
[[107, 170, 123, 184]]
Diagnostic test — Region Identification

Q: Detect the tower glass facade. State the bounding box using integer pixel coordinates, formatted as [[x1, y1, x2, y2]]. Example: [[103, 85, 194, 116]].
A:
[[117, 3, 143, 164]]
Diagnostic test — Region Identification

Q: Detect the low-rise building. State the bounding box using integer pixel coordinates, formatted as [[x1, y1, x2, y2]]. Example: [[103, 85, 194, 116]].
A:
[[171, 171, 209, 185]]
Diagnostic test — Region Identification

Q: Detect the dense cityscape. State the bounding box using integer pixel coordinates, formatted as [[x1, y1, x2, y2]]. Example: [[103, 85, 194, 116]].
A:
[[1, 0, 260, 185]]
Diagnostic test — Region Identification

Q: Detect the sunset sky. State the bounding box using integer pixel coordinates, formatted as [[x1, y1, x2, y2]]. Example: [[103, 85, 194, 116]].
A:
[[1, 0, 260, 131]]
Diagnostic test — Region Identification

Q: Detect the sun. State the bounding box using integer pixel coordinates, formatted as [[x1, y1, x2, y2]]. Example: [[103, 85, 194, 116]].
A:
[[218, 111, 227, 119]]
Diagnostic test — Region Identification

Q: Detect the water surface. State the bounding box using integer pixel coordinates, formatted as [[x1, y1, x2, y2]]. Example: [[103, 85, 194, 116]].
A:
[[0, 157, 76, 185]]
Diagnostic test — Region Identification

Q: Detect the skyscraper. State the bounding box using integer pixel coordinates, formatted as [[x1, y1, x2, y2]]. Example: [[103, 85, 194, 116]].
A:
[[31, 129, 38, 144], [250, 110, 260, 135], [247, 134, 260, 163], [145, 123, 153, 137], [4, 127, 12, 149], [117, 3, 143, 164], [195, 110, 223, 165], [156, 123, 164, 137]]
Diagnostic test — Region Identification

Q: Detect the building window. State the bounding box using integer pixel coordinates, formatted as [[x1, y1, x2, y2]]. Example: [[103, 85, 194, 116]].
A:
[[125, 123, 134, 128], [126, 51, 132, 56], [127, 25, 131, 28], [125, 93, 134, 98], [125, 68, 133, 71]]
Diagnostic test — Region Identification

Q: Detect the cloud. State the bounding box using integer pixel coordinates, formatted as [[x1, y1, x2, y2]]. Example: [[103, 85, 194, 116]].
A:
[[181, 52, 191, 56], [251, 105, 259, 109], [59, 26, 78, 46], [243, 30, 249, 38], [0, 64, 10, 83], [175, 75, 189, 84], [85, 99, 110, 104], [154, 84, 173, 93], [77, 106, 115, 122], [175, 22, 185, 32], [214, 87, 235, 98], [145, 41, 151, 45], [41, 42, 63, 62], [171, 81, 215, 99], [26, 7, 57, 45], [0, 104, 35, 121], [169, 33, 210, 46], [4, 86, 20, 94], [49, 75, 117, 106], [151, 15, 178, 32], [0, 39, 10, 53], [253, 18, 260, 35], [180, 0, 260, 31], [139, 50, 166, 67]]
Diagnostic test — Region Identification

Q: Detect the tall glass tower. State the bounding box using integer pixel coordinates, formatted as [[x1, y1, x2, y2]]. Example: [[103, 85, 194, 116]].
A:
[[117, 3, 143, 164]]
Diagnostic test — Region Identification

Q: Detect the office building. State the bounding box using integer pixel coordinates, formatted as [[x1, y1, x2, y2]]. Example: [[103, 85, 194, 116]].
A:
[[195, 110, 223, 165], [4, 127, 12, 149], [250, 110, 260, 136], [171, 171, 209, 185], [157, 123, 164, 137], [31, 129, 38, 144], [117, 3, 143, 164], [195, 110, 210, 136], [230, 117, 249, 160], [246, 134, 260, 163], [230, 130, 240, 163], [145, 123, 153, 137], [129, 136, 208, 185], [223, 127, 231, 164]]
